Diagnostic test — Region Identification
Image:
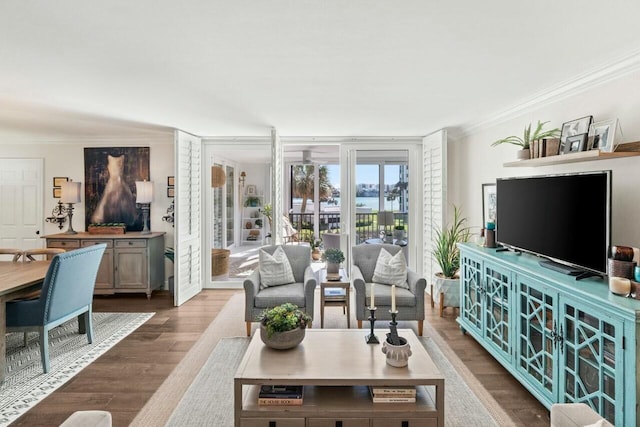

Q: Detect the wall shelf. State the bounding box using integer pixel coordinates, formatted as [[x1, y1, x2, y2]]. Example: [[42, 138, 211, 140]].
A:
[[503, 141, 640, 167]]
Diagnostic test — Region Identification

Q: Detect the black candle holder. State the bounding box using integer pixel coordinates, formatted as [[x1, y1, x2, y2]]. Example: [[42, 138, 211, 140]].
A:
[[365, 306, 379, 344], [387, 310, 402, 345]]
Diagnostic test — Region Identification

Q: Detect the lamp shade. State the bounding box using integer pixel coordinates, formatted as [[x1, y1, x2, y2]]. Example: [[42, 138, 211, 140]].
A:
[[211, 166, 226, 188], [61, 181, 82, 204], [135, 181, 154, 204]]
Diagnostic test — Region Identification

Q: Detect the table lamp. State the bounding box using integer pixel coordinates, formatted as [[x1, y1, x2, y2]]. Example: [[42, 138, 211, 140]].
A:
[[136, 180, 154, 234], [60, 181, 82, 234]]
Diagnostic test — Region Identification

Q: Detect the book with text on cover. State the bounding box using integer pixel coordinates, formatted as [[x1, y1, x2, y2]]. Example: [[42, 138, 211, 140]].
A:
[[258, 385, 304, 399], [258, 397, 304, 406], [369, 385, 416, 396], [369, 386, 416, 403]]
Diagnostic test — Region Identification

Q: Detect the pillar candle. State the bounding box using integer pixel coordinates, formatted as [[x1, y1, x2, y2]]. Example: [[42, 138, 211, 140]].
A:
[[391, 285, 396, 312], [370, 284, 375, 308], [609, 276, 631, 296]]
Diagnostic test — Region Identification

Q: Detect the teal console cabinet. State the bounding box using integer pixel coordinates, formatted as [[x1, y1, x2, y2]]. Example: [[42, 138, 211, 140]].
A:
[[458, 243, 638, 426]]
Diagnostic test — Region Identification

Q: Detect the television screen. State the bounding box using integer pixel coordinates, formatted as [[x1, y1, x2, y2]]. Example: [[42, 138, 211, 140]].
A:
[[496, 171, 611, 275]]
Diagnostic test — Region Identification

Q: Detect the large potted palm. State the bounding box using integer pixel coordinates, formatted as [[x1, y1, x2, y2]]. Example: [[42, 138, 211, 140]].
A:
[[432, 206, 470, 316]]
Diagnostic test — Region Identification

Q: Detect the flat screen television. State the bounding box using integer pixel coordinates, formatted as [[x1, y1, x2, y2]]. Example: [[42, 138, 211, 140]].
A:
[[496, 171, 611, 277]]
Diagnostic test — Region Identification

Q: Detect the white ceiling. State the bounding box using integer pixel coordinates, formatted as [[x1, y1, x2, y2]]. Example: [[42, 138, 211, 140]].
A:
[[1, 1, 640, 140]]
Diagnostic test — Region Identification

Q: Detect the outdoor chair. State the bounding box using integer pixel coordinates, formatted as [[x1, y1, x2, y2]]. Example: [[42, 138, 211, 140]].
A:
[[321, 232, 341, 251], [243, 245, 316, 336], [0, 248, 23, 262], [6, 244, 106, 373], [352, 243, 426, 336], [282, 215, 300, 244]]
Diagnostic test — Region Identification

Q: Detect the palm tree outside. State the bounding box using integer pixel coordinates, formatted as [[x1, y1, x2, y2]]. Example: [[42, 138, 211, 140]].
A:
[[291, 165, 332, 213]]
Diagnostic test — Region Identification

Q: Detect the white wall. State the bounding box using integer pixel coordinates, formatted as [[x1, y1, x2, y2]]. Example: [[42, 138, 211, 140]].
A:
[[0, 139, 176, 283], [450, 69, 640, 247]]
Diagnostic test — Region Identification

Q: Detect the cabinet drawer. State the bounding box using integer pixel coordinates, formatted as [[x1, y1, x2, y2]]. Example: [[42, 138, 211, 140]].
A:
[[47, 239, 80, 249], [240, 418, 305, 427], [309, 418, 370, 427], [81, 240, 113, 248], [115, 240, 147, 248], [372, 419, 436, 427]]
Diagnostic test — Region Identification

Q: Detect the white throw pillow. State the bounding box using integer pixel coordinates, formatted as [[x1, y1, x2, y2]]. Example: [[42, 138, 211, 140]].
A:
[[372, 248, 408, 288], [259, 246, 295, 288]]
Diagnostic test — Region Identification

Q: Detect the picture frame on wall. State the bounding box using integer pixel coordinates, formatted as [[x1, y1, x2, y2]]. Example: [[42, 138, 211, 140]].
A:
[[167, 176, 175, 187], [482, 183, 497, 227], [53, 177, 68, 187], [589, 119, 619, 153], [560, 115, 592, 154], [563, 133, 588, 154], [246, 184, 257, 196], [53, 188, 62, 198], [167, 187, 175, 198]]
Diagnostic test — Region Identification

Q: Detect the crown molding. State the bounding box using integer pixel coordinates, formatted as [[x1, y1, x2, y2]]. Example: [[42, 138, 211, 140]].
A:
[[1, 134, 174, 145], [458, 47, 640, 137]]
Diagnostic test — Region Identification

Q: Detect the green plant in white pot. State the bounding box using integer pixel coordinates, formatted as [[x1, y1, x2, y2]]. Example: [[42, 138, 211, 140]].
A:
[[322, 248, 345, 274], [432, 206, 470, 316], [491, 120, 560, 160]]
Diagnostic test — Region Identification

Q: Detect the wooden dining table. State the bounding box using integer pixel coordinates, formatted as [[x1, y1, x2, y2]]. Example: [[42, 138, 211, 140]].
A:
[[0, 261, 50, 382]]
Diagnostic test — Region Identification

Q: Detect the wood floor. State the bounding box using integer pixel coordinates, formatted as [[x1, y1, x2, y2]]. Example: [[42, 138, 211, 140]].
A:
[[12, 290, 549, 427]]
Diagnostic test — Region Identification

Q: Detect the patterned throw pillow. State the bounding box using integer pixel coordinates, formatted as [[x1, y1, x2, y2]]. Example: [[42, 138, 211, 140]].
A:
[[372, 248, 408, 288], [259, 246, 295, 288]]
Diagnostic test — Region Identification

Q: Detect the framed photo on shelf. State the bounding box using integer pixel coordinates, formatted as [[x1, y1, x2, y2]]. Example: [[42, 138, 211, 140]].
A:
[[167, 187, 175, 198], [563, 133, 588, 154], [589, 119, 619, 153], [53, 177, 68, 187], [482, 183, 497, 226], [167, 176, 175, 187], [560, 115, 592, 154], [246, 184, 257, 196], [53, 188, 62, 198]]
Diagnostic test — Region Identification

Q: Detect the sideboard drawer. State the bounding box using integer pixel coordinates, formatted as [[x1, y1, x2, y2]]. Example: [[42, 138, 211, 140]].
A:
[[309, 418, 370, 427], [372, 419, 436, 427], [240, 418, 305, 427], [81, 240, 114, 248], [47, 239, 80, 249], [115, 240, 147, 248]]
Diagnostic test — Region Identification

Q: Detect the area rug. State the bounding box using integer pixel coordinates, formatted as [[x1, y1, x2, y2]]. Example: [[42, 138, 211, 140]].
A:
[[0, 312, 154, 426]]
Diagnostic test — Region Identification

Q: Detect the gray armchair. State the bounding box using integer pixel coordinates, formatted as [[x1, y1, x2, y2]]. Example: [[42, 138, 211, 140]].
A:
[[244, 245, 316, 336], [352, 243, 427, 336]]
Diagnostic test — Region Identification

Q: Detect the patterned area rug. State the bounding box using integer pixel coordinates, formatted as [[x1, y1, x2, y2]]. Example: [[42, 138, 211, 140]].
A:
[[0, 312, 154, 426]]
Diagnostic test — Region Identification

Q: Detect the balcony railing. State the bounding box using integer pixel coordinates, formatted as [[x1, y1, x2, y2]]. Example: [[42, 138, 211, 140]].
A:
[[288, 212, 408, 244]]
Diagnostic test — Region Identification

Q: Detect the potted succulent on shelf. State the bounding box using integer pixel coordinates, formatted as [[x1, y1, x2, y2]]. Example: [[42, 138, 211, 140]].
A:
[[322, 248, 345, 274], [432, 206, 471, 314], [310, 238, 322, 261], [244, 196, 261, 207], [491, 120, 560, 160], [258, 303, 312, 350]]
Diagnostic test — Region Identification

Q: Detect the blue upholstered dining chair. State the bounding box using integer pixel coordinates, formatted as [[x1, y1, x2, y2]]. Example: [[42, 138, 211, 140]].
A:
[[6, 243, 106, 373]]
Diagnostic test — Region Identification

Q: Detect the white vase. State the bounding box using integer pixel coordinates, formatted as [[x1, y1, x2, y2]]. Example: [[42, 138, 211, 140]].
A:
[[516, 148, 530, 160], [433, 273, 460, 308], [382, 337, 412, 367]]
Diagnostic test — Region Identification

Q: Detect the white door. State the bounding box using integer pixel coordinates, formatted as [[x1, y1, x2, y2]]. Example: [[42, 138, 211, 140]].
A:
[[422, 130, 447, 280], [174, 130, 203, 306], [0, 159, 44, 256]]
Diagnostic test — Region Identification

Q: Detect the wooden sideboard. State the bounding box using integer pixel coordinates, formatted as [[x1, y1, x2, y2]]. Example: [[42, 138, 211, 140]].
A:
[[44, 232, 165, 299]]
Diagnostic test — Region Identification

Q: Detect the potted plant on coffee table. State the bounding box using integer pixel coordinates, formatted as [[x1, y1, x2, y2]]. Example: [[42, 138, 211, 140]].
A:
[[258, 303, 312, 350], [491, 120, 560, 160], [322, 248, 345, 274], [432, 205, 470, 316]]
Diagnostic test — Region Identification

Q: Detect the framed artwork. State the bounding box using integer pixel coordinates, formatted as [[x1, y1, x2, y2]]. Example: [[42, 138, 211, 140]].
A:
[[167, 176, 175, 187], [560, 115, 592, 153], [589, 119, 619, 153], [53, 177, 68, 187], [84, 147, 150, 231], [563, 133, 588, 154], [53, 188, 62, 198], [482, 183, 497, 227], [246, 184, 257, 196], [167, 187, 175, 198]]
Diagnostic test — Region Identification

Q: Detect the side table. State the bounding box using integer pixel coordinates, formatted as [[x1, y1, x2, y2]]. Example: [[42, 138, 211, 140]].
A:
[[319, 268, 350, 328]]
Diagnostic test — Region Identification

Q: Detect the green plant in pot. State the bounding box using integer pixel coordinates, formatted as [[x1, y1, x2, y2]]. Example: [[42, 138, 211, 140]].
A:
[[432, 206, 471, 315], [310, 237, 322, 260], [258, 303, 312, 350], [491, 120, 560, 160], [322, 248, 345, 274], [244, 196, 261, 207]]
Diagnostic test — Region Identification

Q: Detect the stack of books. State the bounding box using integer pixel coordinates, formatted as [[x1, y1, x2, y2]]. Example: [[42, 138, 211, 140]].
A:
[[324, 287, 346, 300], [258, 385, 304, 406], [369, 385, 416, 403]]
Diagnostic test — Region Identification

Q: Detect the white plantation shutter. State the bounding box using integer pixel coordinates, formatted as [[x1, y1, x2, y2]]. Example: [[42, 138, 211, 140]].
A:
[[271, 128, 284, 244], [175, 130, 202, 306], [422, 130, 447, 280]]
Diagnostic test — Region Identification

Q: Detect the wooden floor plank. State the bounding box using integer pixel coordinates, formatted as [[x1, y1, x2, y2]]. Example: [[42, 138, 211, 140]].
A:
[[12, 290, 548, 426]]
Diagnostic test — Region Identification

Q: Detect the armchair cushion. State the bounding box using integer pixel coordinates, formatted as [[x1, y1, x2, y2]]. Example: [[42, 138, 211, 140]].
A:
[[259, 246, 295, 288], [372, 248, 407, 288]]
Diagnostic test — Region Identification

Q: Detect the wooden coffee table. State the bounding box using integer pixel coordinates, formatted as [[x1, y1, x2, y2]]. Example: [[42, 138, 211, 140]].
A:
[[234, 329, 445, 427], [319, 268, 350, 328]]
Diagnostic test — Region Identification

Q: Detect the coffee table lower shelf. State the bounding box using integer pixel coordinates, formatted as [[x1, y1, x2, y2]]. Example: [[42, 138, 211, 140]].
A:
[[240, 385, 438, 427]]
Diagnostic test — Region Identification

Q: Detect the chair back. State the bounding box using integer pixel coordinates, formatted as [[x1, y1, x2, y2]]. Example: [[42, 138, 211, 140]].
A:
[[24, 248, 66, 262], [259, 245, 310, 283], [40, 244, 106, 324], [352, 243, 402, 283], [0, 248, 23, 262], [282, 215, 299, 243], [321, 233, 341, 250]]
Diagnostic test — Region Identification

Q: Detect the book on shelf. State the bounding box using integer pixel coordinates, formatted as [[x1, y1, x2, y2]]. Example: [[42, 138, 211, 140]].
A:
[[258, 385, 303, 399], [369, 385, 416, 396], [258, 397, 303, 406], [369, 386, 416, 403]]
